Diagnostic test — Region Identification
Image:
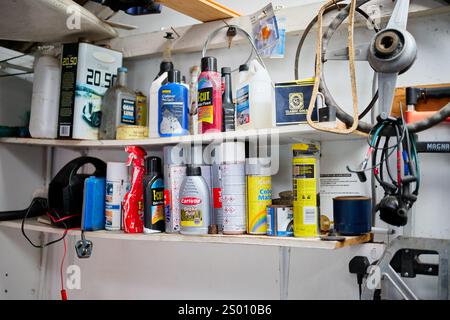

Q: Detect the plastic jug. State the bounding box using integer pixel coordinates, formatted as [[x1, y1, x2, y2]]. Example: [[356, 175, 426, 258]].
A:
[[148, 72, 168, 138], [236, 59, 273, 130], [29, 52, 61, 138]]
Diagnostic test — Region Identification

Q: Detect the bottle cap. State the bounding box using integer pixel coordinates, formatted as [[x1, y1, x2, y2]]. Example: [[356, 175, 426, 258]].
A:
[[160, 61, 174, 73], [239, 64, 249, 72], [146, 156, 162, 174], [118, 67, 128, 73], [168, 69, 181, 83], [246, 157, 272, 176], [221, 67, 231, 75], [201, 56, 217, 72], [187, 166, 202, 176]]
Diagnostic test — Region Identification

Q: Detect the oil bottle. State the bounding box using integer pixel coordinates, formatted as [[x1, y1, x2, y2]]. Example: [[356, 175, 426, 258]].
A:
[[100, 67, 137, 140], [179, 166, 211, 235], [143, 156, 165, 233]]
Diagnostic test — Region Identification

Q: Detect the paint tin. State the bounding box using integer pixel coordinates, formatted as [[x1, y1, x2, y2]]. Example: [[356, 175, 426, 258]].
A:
[[246, 157, 272, 234], [105, 162, 129, 231], [163, 146, 187, 233], [292, 143, 320, 237], [219, 142, 246, 235], [267, 205, 293, 237]]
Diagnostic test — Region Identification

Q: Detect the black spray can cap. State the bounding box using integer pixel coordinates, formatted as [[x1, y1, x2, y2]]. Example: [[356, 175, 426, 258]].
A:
[[201, 56, 217, 72], [186, 166, 202, 176], [239, 64, 249, 72], [168, 69, 181, 83], [221, 67, 231, 75], [146, 156, 162, 174]]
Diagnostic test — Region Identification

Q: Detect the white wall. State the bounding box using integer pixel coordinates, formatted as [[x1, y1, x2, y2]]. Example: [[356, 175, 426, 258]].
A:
[[1, 3, 449, 300]]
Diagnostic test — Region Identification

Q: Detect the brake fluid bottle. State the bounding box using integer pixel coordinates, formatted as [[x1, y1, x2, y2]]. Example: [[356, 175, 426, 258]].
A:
[[197, 56, 222, 133], [179, 166, 211, 235]]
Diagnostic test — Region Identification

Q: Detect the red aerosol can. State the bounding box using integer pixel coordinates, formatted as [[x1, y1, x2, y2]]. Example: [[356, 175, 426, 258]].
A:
[[122, 146, 147, 233]]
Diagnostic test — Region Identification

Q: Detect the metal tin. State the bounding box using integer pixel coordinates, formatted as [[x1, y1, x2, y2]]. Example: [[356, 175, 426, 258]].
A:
[[246, 157, 272, 235], [267, 205, 293, 237], [220, 162, 246, 234]]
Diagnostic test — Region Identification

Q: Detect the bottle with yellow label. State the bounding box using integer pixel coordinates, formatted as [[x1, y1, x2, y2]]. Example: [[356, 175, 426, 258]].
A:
[[292, 143, 320, 237], [197, 56, 222, 133], [143, 156, 165, 233]]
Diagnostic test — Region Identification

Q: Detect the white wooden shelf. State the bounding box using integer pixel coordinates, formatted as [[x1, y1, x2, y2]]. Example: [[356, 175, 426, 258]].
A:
[[0, 0, 117, 43], [0, 218, 372, 250], [0, 124, 365, 149]]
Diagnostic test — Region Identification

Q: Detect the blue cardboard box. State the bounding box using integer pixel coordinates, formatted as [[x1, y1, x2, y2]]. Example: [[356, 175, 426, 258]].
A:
[[274, 78, 319, 126]]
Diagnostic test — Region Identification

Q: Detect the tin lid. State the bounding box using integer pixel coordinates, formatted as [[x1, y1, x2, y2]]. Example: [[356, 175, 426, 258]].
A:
[[218, 142, 245, 163], [245, 157, 272, 176]]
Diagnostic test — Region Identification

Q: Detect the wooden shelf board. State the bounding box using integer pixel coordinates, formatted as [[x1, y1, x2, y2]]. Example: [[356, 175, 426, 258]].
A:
[[157, 0, 240, 22], [0, 218, 372, 250], [0, 124, 366, 149]]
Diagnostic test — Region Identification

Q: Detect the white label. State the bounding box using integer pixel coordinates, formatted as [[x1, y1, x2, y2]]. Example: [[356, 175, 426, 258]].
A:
[[303, 206, 316, 225], [59, 125, 71, 137]]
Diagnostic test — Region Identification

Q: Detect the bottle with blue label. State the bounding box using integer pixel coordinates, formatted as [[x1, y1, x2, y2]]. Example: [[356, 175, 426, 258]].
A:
[[143, 156, 165, 233], [158, 69, 189, 136], [100, 67, 137, 140]]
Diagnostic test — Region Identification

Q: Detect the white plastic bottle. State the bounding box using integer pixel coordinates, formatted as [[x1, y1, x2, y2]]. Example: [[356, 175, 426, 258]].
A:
[[29, 50, 61, 138], [235, 59, 273, 130], [148, 72, 168, 138]]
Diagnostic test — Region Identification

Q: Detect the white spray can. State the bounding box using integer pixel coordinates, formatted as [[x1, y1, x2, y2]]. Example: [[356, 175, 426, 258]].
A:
[[105, 162, 129, 230], [163, 145, 188, 233], [219, 142, 246, 235]]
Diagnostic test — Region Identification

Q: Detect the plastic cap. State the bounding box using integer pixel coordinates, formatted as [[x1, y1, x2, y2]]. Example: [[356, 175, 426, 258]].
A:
[[187, 166, 202, 176], [160, 61, 174, 73], [239, 64, 249, 72], [246, 157, 272, 176], [221, 67, 231, 75], [201, 56, 217, 72], [146, 156, 162, 174], [118, 67, 128, 73], [168, 69, 181, 83]]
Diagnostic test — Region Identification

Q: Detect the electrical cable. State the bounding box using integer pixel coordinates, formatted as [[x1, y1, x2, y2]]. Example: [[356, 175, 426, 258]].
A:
[[21, 199, 70, 248], [297, 0, 450, 133]]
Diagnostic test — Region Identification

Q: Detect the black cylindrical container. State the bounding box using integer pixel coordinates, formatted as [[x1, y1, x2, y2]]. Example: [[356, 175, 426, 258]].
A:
[[333, 196, 371, 235]]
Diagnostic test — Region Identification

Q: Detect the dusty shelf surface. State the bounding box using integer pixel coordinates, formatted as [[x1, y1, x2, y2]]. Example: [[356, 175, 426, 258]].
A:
[[0, 218, 372, 250], [0, 124, 366, 149]]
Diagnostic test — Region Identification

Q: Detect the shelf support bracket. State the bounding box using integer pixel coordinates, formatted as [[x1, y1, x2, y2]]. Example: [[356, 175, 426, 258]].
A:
[[279, 246, 291, 300]]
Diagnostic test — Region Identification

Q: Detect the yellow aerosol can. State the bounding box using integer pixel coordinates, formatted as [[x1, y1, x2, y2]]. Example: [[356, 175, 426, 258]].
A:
[[292, 143, 320, 237]]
